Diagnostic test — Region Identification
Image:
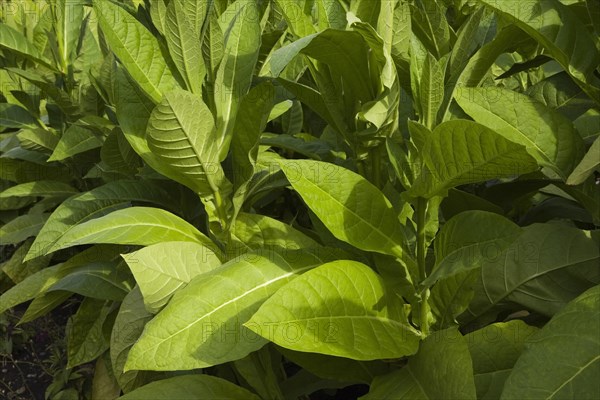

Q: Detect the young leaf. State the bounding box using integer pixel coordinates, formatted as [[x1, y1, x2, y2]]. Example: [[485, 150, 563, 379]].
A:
[[456, 88, 584, 179], [246, 260, 421, 360], [501, 285, 600, 399], [122, 242, 222, 312], [408, 120, 539, 198], [125, 249, 340, 371], [280, 159, 412, 260], [362, 328, 476, 399], [118, 375, 261, 400], [94, 0, 178, 103], [214, 0, 261, 159]]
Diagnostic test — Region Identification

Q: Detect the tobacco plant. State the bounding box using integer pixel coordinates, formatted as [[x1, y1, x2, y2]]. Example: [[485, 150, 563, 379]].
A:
[[1, 0, 599, 399]]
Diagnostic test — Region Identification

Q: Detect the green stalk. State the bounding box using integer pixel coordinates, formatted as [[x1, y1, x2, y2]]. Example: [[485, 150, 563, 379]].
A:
[[416, 197, 430, 336]]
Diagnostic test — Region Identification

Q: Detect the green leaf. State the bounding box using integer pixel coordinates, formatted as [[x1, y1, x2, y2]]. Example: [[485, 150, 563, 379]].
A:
[[43, 207, 214, 255], [0, 181, 79, 199], [52, 0, 84, 66], [501, 285, 600, 399], [466, 321, 539, 400], [479, 0, 600, 85], [111, 287, 168, 393], [525, 72, 594, 120], [48, 125, 104, 162], [118, 375, 261, 400], [214, 0, 261, 159], [0, 103, 40, 129], [0, 23, 54, 68], [233, 347, 284, 400], [410, 0, 452, 59], [94, 0, 178, 103], [0, 212, 49, 245], [48, 261, 130, 301], [361, 328, 476, 399], [466, 225, 600, 320], [165, 0, 206, 94], [419, 52, 447, 129], [231, 82, 275, 189], [567, 136, 600, 185], [456, 88, 584, 179], [26, 180, 174, 261], [125, 249, 340, 371], [122, 242, 222, 312], [408, 120, 539, 198], [147, 90, 229, 198], [274, 0, 317, 38], [231, 212, 321, 253], [247, 260, 421, 360], [423, 211, 522, 287], [66, 298, 111, 369], [280, 159, 412, 260]]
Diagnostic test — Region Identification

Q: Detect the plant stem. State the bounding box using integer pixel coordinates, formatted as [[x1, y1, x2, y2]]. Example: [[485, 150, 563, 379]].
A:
[[416, 196, 430, 336]]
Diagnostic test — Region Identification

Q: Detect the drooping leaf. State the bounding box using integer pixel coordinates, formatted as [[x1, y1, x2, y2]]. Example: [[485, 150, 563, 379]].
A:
[[48, 261, 130, 301], [567, 136, 600, 185], [26, 180, 175, 260], [361, 328, 476, 399], [501, 285, 600, 399], [408, 120, 539, 198], [0, 181, 79, 200], [118, 375, 261, 400], [465, 224, 600, 321], [94, 0, 179, 103], [125, 249, 341, 371], [0, 212, 49, 245], [122, 242, 222, 312], [66, 298, 112, 369], [48, 125, 104, 162], [0, 103, 40, 129], [247, 260, 421, 360], [280, 159, 412, 260], [43, 207, 215, 256], [456, 88, 584, 179]]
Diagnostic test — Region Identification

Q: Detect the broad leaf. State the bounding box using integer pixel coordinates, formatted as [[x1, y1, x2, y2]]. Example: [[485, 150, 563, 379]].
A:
[[362, 328, 476, 399], [466, 224, 600, 320], [48, 261, 130, 301], [567, 136, 600, 185], [66, 298, 111, 369], [247, 260, 421, 360], [122, 242, 222, 312], [43, 207, 215, 256], [119, 375, 261, 400], [0, 23, 54, 68], [125, 249, 340, 371], [0, 103, 40, 129], [408, 120, 539, 198], [48, 125, 104, 162], [423, 211, 522, 287], [0, 212, 49, 244], [94, 0, 178, 103], [0, 181, 78, 199], [466, 321, 539, 400], [501, 285, 600, 399], [280, 159, 411, 260], [456, 88, 584, 179]]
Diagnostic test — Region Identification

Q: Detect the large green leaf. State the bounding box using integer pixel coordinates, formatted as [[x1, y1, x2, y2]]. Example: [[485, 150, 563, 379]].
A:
[[48, 124, 104, 162], [165, 0, 206, 94], [48, 261, 130, 301], [42, 207, 214, 256], [52, 0, 84, 66], [466, 321, 539, 400], [122, 242, 222, 312], [0, 103, 40, 129], [501, 285, 600, 399], [26, 180, 174, 260], [247, 260, 421, 360], [146, 90, 229, 198], [214, 0, 261, 159], [280, 159, 411, 260], [465, 224, 600, 320], [94, 0, 178, 103], [0, 181, 78, 200], [408, 120, 539, 198], [423, 211, 522, 287], [0, 213, 49, 245], [125, 249, 340, 371], [479, 0, 600, 85], [456, 88, 584, 179], [118, 375, 261, 400], [361, 328, 476, 399]]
